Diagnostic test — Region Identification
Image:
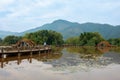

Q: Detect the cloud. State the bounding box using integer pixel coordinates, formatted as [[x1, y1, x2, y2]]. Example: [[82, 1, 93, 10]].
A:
[[0, 0, 14, 10], [0, 0, 120, 32]]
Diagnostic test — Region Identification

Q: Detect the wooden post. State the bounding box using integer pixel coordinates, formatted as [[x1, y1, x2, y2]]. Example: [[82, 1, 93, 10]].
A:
[[1, 53, 6, 68], [17, 53, 21, 65], [48, 49, 50, 53], [1, 48, 3, 53], [44, 50, 46, 54], [39, 51, 41, 54], [3, 54, 7, 58], [38, 51, 41, 61], [18, 47, 20, 53], [29, 52, 32, 63], [1, 57, 4, 68]]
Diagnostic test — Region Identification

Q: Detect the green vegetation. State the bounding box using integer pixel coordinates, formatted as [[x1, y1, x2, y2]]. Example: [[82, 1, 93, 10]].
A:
[[108, 38, 120, 46], [0, 30, 63, 46], [0, 38, 2, 45], [19, 20, 120, 39], [1, 20, 120, 39], [0, 30, 120, 47], [79, 32, 104, 46], [24, 30, 64, 45], [65, 32, 105, 46], [2, 35, 22, 45], [65, 37, 79, 45]]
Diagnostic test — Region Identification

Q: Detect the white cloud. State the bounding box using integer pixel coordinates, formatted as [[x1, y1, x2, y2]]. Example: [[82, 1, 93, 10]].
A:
[[0, 0, 14, 6], [0, 0, 120, 32], [0, 0, 14, 11]]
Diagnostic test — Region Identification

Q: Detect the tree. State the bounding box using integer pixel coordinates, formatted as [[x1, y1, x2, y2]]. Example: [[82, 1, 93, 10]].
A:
[[3, 35, 22, 45], [79, 32, 104, 46], [24, 30, 64, 45], [0, 38, 2, 45], [65, 37, 79, 45], [108, 38, 120, 46]]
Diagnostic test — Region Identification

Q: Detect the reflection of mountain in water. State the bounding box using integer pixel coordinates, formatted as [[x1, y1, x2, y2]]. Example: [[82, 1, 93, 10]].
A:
[[46, 47, 120, 72]]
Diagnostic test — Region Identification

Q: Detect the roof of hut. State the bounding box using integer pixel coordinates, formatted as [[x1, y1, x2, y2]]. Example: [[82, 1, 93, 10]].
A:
[[15, 38, 36, 47], [97, 41, 111, 47]]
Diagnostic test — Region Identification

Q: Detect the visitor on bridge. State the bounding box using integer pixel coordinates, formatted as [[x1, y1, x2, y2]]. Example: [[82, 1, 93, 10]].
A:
[[44, 42, 46, 47]]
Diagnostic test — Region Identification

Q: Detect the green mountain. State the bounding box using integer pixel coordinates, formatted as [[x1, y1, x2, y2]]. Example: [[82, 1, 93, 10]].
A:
[[22, 19, 120, 39], [0, 30, 18, 38], [0, 19, 120, 39]]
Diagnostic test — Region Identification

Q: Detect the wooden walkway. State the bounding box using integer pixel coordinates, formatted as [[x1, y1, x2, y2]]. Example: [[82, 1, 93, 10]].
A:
[[0, 46, 51, 54]]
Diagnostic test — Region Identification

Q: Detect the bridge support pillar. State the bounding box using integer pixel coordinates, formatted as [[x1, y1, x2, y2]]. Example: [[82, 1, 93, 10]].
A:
[[29, 52, 32, 63], [1, 56, 4, 68], [17, 53, 21, 65], [1, 48, 3, 53], [39, 51, 41, 54]]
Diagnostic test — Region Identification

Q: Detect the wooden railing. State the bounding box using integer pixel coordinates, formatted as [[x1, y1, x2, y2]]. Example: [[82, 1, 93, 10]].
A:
[[0, 45, 51, 54]]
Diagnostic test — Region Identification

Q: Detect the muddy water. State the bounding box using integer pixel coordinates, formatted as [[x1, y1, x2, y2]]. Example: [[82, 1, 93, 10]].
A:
[[0, 47, 120, 80]]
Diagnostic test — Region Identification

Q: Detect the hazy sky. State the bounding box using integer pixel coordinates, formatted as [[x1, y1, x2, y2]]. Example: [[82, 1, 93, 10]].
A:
[[0, 0, 120, 32]]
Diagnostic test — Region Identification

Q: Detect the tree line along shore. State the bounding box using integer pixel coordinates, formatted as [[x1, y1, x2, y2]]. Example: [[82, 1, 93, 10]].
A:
[[0, 30, 120, 47]]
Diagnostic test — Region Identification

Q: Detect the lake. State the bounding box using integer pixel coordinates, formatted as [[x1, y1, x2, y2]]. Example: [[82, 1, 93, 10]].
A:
[[0, 47, 120, 80]]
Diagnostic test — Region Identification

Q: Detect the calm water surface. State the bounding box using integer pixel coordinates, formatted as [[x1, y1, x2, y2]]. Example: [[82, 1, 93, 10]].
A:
[[0, 47, 120, 80]]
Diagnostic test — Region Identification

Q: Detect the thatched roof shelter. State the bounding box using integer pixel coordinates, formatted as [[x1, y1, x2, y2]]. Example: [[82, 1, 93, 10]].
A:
[[15, 38, 35, 47], [97, 41, 111, 47]]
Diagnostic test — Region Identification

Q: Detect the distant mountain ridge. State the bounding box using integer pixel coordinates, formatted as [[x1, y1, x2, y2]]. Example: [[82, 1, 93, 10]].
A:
[[0, 30, 18, 38], [22, 19, 120, 39], [0, 19, 120, 39]]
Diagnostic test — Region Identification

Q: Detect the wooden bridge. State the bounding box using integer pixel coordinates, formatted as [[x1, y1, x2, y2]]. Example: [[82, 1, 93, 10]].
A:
[[0, 38, 51, 54], [0, 46, 51, 54]]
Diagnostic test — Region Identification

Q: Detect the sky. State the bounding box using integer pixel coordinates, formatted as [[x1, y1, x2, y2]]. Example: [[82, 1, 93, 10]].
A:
[[0, 0, 120, 32]]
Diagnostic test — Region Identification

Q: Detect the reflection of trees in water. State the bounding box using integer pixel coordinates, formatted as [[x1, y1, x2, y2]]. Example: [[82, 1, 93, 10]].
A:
[[97, 47, 110, 53], [35, 52, 62, 62], [66, 47, 120, 59], [48, 47, 120, 72], [110, 47, 120, 53], [66, 47, 103, 59], [97, 46, 120, 53], [52, 47, 63, 53]]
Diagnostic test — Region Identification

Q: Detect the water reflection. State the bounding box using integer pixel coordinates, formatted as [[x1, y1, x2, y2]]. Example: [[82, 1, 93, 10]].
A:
[[0, 47, 120, 71], [0, 47, 120, 80], [0, 52, 62, 68], [45, 47, 120, 72]]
